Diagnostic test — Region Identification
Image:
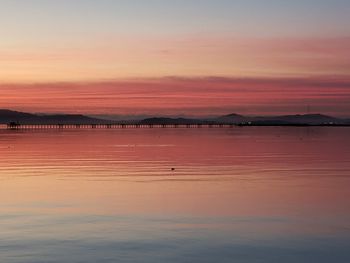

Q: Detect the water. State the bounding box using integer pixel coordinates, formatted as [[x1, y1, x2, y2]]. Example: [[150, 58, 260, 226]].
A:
[[0, 127, 349, 263]]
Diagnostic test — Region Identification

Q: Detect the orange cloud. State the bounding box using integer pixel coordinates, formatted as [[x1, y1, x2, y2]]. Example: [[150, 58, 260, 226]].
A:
[[0, 36, 349, 83]]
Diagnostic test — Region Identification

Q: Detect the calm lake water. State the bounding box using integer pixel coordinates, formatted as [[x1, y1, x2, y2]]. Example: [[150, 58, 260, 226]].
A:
[[0, 127, 350, 263]]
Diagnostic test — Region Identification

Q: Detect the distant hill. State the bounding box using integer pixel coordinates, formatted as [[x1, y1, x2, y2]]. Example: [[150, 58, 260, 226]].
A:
[[262, 114, 340, 125], [214, 113, 247, 123], [212, 113, 345, 125], [139, 114, 347, 126], [0, 109, 111, 124], [1, 109, 348, 126], [140, 117, 214, 125]]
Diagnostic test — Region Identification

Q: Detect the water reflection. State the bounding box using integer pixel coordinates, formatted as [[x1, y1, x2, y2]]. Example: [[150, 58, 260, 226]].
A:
[[0, 127, 350, 262]]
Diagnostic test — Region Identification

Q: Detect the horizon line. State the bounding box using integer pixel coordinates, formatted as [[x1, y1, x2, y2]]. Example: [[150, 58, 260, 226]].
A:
[[1, 108, 349, 119]]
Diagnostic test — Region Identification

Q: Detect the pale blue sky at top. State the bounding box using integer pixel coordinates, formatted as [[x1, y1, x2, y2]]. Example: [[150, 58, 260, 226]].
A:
[[0, 0, 350, 43]]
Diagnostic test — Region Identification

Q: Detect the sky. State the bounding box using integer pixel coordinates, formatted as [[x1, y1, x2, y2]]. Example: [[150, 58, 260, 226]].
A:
[[0, 0, 350, 116]]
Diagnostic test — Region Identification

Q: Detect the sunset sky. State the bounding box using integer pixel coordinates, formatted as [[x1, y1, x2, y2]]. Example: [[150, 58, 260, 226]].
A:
[[1, 0, 350, 116]]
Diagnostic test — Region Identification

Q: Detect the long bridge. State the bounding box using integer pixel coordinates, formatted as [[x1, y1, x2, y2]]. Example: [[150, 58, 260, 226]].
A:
[[2, 123, 349, 130], [4, 123, 237, 130]]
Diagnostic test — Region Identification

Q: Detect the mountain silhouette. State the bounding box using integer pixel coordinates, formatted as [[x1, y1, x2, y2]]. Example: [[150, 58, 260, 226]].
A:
[[212, 113, 345, 125], [0, 109, 110, 124], [140, 117, 214, 125], [0, 109, 348, 126]]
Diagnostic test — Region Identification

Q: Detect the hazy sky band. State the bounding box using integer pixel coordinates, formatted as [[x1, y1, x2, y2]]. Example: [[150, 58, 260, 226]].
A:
[[1, 77, 350, 116], [0, 1, 349, 115]]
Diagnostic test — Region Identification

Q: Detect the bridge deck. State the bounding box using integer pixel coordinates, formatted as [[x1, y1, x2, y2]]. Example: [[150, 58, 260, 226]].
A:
[[4, 123, 236, 130]]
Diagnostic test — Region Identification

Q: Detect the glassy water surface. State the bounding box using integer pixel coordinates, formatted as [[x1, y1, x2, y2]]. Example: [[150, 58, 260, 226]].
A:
[[0, 127, 349, 263]]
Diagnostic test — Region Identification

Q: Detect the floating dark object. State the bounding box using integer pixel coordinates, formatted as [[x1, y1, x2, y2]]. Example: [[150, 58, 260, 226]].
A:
[[171, 168, 175, 171]]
